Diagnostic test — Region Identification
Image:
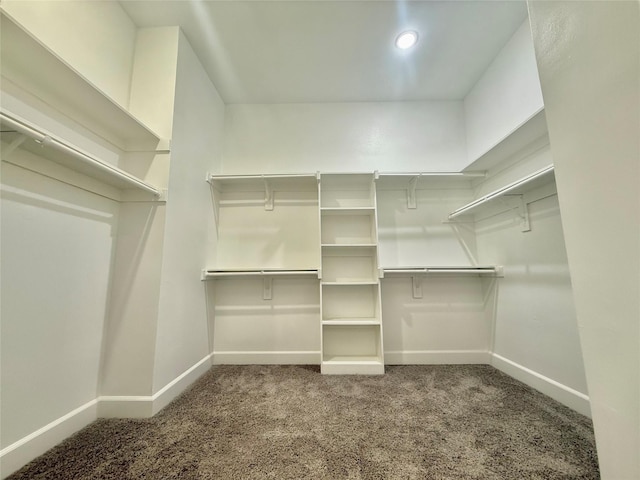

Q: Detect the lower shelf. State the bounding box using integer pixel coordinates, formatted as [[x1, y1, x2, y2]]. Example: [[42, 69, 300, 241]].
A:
[[321, 357, 385, 375], [322, 324, 383, 374]]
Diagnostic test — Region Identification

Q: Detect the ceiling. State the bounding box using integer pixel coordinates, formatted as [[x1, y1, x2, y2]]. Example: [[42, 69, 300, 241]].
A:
[[120, 1, 528, 104]]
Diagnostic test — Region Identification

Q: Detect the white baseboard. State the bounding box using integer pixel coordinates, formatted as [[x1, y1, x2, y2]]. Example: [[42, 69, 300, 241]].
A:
[[212, 351, 321, 365], [491, 353, 591, 417], [98, 354, 213, 418], [0, 399, 98, 480], [384, 350, 492, 365], [151, 354, 213, 415]]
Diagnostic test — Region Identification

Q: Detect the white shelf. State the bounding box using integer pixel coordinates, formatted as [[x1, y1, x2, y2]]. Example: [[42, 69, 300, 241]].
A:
[[322, 318, 380, 326], [202, 269, 320, 280], [448, 165, 555, 220], [322, 281, 379, 286], [321, 243, 377, 248], [0, 13, 163, 151], [208, 173, 318, 193], [322, 355, 383, 363], [376, 172, 484, 191], [0, 112, 162, 197], [320, 207, 376, 215], [464, 109, 549, 172], [321, 357, 384, 375], [382, 266, 501, 277]]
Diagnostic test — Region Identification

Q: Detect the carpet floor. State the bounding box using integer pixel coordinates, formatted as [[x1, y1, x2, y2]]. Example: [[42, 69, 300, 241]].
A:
[[8, 365, 599, 479]]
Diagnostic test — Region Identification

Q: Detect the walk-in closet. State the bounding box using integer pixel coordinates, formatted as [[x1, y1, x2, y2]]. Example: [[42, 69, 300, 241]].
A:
[[1, 1, 637, 479]]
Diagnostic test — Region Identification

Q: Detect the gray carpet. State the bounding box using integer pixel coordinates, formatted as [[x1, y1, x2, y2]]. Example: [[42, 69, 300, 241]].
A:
[[9, 365, 599, 479]]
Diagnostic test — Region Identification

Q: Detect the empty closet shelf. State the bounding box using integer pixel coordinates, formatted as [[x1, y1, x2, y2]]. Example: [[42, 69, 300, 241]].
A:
[[382, 266, 501, 276], [448, 165, 555, 220], [322, 318, 380, 325], [202, 269, 320, 280]]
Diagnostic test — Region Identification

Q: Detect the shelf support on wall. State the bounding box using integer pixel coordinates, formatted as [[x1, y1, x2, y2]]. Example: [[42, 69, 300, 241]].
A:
[[412, 276, 423, 299], [263, 277, 273, 300], [407, 174, 420, 209], [263, 176, 274, 211], [3, 132, 27, 158]]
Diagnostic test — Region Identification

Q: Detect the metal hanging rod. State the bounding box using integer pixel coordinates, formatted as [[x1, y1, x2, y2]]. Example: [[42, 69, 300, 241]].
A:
[[448, 165, 554, 220], [0, 112, 161, 197], [378, 172, 486, 177]]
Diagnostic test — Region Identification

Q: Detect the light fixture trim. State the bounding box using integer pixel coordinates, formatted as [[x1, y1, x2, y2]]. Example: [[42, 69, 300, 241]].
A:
[[395, 30, 419, 50]]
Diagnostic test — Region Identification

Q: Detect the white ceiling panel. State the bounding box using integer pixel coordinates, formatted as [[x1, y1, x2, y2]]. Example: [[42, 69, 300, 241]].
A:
[[121, 1, 528, 104]]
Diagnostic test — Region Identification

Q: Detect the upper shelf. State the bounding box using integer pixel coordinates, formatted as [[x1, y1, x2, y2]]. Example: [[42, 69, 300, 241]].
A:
[[0, 13, 163, 151], [208, 173, 319, 193], [382, 266, 502, 277], [202, 269, 320, 280], [464, 110, 549, 172], [375, 172, 485, 191], [448, 165, 555, 220], [0, 111, 161, 197]]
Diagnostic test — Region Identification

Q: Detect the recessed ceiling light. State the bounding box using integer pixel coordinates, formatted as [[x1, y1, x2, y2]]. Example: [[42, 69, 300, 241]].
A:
[[395, 30, 418, 50]]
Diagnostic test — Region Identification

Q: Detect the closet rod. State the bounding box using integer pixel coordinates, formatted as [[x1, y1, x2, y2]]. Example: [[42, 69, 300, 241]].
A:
[[448, 165, 554, 219], [379, 172, 486, 177], [1, 112, 161, 197]]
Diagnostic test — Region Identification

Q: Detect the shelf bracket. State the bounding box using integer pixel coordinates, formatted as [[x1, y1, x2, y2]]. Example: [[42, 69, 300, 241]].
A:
[[407, 174, 420, 209], [412, 276, 423, 299], [503, 194, 531, 232], [263, 276, 273, 300], [263, 176, 274, 211], [2, 133, 27, 158], [518, 196, 531, 232]]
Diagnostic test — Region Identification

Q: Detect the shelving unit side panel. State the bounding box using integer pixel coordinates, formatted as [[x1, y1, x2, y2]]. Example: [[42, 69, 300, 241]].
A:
[[377, 188, 477, 267], [214, 190, 320, 270]]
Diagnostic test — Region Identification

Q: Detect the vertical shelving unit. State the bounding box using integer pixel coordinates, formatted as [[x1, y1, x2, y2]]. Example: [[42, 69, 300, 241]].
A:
[[319, 173, 384, 374]]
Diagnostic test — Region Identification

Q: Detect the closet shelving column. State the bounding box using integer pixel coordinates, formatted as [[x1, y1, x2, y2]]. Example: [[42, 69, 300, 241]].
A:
[[319, 173, 384, 375]]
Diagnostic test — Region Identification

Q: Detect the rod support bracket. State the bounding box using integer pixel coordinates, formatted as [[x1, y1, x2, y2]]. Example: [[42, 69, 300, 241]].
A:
[[263, 176, 273, 211], [412, 276, 423, 299], [407, 174, 420, 209], [263, 276, 273, 300]]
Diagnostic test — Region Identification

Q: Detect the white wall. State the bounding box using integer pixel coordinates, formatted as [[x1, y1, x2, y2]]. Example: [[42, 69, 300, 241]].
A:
[[1, 0, 137, 108], [98, 28, 180, 400], [223, 102, 467, 173], [528, 2, 639, 478], [152, 31, 225, 392], [474, 145, 588, 415], [464, 21, 544, 163], [0, 155, 118, 472]]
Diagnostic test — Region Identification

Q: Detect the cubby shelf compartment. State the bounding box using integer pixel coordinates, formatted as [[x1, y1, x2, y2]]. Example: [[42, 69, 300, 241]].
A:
[[322, 325, 384, 375], [0, 111, 162, 197], [448, 165, 554, 220], [321, 212, 377, 245], [0, 13, 163, 151], [320, 173, 376, 208], [321, 284, 381, 322]]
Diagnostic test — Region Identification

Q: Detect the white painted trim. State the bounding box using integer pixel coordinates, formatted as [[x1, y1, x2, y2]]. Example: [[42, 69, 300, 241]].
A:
[[212, 351, 321, 365], [0, 399, 98, 479], [384, 350, 491, 365], [151, 354, 213, 415], [491, 353, 591, 417], [98, 354, 213, 418]]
